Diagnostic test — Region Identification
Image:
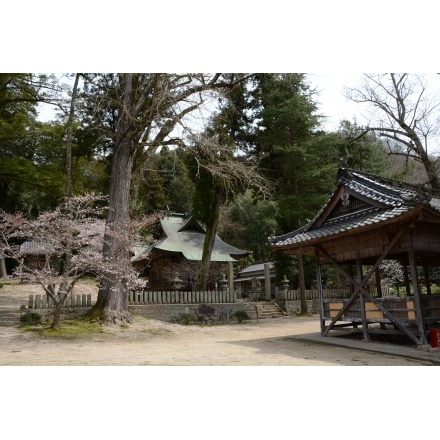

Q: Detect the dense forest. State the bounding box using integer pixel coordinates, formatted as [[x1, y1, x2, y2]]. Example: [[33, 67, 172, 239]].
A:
[[2, 73, 440, 323]]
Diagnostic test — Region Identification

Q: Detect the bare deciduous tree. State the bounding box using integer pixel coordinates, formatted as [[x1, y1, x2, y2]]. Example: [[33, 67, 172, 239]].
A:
[[345, 73, 440, 189], [186, 134, 274, 290], [90, 74, 247, 324]]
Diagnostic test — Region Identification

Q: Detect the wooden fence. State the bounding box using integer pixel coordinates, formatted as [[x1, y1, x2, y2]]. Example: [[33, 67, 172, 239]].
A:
[[279, 286, 391, 301], [279, 289, 348, 301], [28, 286, 392, 309], [128, 289, 235, 305], [29, 293, 92, 309]]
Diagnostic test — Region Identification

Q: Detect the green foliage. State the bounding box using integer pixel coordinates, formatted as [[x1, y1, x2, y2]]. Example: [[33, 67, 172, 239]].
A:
[[273, 253, 298, 284], [22, 317, 102, 338], [0, 74, 69, 213], [336, 120, 392, 174], [192, 165, 222, 227], [144, 328, 172, 336], [178, 313, 199, 325], [132, 148, 195, 215], [20, 312, 42, 325], [233, 310, 250, 323], [219, 190, 277, 261]]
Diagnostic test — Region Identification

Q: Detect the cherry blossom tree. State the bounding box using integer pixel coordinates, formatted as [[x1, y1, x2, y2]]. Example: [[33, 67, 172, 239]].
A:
[[379, 260, 404, 295], [0, 194, 146, 329]]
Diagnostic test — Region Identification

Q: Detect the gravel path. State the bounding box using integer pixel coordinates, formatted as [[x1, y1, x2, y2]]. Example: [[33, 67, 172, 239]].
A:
[[0, 281, 433, 366]]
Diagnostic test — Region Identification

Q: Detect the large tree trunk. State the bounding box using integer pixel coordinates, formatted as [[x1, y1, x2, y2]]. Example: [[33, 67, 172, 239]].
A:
[[65, 73, 80, 199], [196, 191, 222, 291], [91, 136, 134, 324], [90, 74, 136, 325], [0, 249, 7, 279], [51, 304, 63, 330]]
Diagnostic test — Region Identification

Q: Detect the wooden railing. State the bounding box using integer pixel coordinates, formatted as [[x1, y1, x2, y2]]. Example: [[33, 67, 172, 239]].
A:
[[27, 286, 392, 309], [128, 289, 235, 305], [277, 286, 391, 301], [29, 293, 92, 309], [279, 289, 349, 301]]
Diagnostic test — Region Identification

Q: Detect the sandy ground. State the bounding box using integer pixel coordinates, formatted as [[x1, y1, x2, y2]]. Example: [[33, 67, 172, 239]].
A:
[[0, 281, 434, 366]]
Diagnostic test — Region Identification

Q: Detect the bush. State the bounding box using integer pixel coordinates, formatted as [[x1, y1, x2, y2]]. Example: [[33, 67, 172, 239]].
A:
[[20, 312, 42, 325], [179, 313, 199, 325], [233, 310, 250, 323]]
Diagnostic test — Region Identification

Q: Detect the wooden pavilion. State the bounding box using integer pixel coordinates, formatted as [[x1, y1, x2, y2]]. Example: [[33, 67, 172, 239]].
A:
[[270, 167, 440, 346]]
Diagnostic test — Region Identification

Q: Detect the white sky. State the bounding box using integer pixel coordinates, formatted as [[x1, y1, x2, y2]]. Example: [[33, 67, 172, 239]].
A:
[[37, 73, 365, 129], [307, 73, 365, 131]]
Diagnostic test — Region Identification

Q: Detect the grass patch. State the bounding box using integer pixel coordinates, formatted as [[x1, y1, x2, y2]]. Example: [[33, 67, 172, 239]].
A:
[[143, 328, 172, 336], [22, 317, 103, 339]]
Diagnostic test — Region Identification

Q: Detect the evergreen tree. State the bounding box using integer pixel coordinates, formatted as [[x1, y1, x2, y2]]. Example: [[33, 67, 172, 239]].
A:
[[0, 74, 67, 213]]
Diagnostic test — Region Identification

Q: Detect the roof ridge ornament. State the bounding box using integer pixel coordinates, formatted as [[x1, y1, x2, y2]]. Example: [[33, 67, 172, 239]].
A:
[[341, 192, 350, 210]]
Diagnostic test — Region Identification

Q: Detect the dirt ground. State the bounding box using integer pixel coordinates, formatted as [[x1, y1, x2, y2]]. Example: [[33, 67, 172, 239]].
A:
[[0, 281, 434, 366]]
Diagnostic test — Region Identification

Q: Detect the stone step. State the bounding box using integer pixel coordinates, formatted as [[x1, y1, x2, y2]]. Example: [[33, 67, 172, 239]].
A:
[[242, 302, 286, 319], [0, 307, 21, 327]]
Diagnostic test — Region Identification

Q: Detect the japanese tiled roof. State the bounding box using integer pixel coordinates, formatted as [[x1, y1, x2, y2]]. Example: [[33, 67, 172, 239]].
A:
[[270, 167, 440, 250], [234, 262, 275, 282], [19, 240, 54, 255], [132, 213, 247, 263]]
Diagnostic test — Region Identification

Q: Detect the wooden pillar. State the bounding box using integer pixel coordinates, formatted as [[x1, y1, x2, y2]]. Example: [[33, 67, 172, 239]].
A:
[[375, 267, 382, 298], [408, 229, 427, 345], [264, 262, 271, 301], [297, 254, 307, 314], [228, 262, 235, 301], [424, 266, 431, 295], [348, 265, 354, 294], [315, 250, 325, 335], [403, 265, 411, 296], [357, 257, 369, 342]]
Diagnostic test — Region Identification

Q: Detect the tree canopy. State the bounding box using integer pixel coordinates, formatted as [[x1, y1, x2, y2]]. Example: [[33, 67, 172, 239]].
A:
[[2, 71, 435, 322]]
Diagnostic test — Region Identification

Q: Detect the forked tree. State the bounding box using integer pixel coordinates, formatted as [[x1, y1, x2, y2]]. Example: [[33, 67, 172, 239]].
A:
[[88, 74, 250, 324], [344, 73, 440, 189]]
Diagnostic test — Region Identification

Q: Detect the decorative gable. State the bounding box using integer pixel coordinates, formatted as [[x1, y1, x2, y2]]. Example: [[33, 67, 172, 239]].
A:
[[270, 167, 440, 253], [327, 193, 371, 218], [310, 185, 389, 230]]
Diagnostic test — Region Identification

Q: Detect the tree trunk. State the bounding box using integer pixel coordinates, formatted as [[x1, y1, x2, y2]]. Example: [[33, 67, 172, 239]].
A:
[[196, 191, 222, 291], [0, 249, 7, 279], [420, 150, 440, 190], [297, 253, 307, 315], [51, 304, 62, 330], [91, 136, 134, 324], [90, 74, 136, 325], [65, 73, 80, 199]]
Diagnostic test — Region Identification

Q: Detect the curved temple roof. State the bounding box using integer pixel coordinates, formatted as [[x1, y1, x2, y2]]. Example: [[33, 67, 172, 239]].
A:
[[132, 213, 247, 263], [270, 167, 440, 252]]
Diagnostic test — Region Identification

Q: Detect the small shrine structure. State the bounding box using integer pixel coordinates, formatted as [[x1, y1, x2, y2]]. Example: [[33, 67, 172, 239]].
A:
[[270, 167, 440, 346], [131, 212, 247, 290]]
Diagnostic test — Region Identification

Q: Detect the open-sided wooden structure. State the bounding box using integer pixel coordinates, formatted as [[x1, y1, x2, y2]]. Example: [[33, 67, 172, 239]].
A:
[[270, 168, 440, 346]]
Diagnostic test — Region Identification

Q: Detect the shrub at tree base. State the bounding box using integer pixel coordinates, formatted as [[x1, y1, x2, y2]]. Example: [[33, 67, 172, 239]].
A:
[[20, 312, 42, 325], [233, 310, 250, 323], [178, 313, 199, 325]]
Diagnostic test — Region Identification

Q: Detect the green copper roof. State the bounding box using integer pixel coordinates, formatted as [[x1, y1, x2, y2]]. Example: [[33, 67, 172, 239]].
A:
[[132, 214, 247, 262]]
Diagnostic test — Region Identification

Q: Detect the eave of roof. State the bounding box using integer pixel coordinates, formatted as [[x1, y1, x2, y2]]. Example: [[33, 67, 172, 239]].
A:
[[270, 167, 440, 252], [132, 213, 247, 262], [19, 240, 54, 255], [271, 205, 419, 251]]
